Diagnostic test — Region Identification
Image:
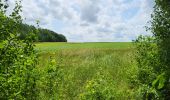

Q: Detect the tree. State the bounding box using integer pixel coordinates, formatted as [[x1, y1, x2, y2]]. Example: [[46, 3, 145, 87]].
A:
[[150, 0, 170, 98], [18, 23, 67, 42], [151, 0, 170, 74], [135, 0, 170, 99], [0, 0, 38, 99]]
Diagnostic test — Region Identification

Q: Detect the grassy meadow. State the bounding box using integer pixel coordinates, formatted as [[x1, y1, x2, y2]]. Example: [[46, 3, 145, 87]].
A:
[[36, 42, 132, 52], [35, 42, 140, 99]]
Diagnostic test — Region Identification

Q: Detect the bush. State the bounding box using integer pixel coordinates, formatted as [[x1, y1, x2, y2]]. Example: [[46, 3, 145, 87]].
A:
[[134, 35, 160, 84], [0, 1, 38, 99], [134, 0, 170, 99]]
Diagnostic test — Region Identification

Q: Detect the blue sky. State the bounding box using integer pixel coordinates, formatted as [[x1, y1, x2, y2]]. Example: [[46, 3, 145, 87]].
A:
[[9, 0, 154, 42]]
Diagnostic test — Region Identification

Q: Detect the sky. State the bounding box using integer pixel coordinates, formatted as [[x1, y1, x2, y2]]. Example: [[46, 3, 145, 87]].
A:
[[8, 0, 154, 42]]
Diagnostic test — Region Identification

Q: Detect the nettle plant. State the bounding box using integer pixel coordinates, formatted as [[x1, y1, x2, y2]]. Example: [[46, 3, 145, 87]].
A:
[[0, 0, 38, 99]]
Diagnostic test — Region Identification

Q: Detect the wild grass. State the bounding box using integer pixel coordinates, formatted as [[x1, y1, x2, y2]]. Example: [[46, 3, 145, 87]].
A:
[[36, 42, 139, 99]]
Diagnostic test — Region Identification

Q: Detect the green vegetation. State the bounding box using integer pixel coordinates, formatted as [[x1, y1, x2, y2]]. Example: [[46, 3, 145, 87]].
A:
[[134, 0, 170, 99], [1, 0, 170, 99], [36, 42, 138, 99], [36, 42, 132, 52], [19, 23, 67, 42], [0, 1, 38, 99]]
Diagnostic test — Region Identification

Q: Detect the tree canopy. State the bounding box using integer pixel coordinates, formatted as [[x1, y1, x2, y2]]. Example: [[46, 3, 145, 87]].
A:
[[19, 23, 67, 42], [135, 0, 170, 99]]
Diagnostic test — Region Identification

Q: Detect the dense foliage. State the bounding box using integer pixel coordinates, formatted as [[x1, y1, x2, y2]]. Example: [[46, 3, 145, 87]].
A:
[[135, 0, 170, 99], [0, 0, 38, 99], [0, 1, 66, 99], [19, 24, 67, 42]]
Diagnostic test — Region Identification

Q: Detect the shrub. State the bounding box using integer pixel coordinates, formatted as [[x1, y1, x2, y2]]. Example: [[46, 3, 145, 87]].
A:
[[0, 1, 38, 99], [134, 0, 170, 97]]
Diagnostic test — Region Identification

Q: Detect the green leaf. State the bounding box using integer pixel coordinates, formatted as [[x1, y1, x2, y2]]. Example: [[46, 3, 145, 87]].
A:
[[10, 33, 15, 38], [158, 74, 166, 89], [152, 79, 158, 88], [0, 43, 3, 48], [3, 40, 8, 44], [152, 73, 166, 90]]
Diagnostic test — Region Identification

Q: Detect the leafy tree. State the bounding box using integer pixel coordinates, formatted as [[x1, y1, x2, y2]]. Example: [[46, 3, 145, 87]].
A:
[[135, 0, 170, 99], [19, 23, 67, 42], [150, 0, 170, 98], [0, 0, 38, 99]]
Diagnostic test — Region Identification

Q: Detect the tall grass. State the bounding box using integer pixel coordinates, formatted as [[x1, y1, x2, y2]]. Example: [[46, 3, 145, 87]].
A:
[[37, 47, 139, 99]]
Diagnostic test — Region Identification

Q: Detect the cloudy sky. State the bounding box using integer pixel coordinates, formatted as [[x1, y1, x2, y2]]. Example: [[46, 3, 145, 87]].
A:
[[9, 0, 154, 42]]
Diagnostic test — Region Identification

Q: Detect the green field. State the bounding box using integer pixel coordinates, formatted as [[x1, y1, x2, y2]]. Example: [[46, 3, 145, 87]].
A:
[[36, 42, 133, 52], [36, 42, 139, 99]]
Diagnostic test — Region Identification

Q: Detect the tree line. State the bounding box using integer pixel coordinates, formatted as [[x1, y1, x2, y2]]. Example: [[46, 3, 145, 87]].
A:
[[19, 23, 67, 42]]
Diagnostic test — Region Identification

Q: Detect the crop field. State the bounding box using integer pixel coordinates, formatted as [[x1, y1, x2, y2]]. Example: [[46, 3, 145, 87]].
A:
[[36, 42, 139, 99]]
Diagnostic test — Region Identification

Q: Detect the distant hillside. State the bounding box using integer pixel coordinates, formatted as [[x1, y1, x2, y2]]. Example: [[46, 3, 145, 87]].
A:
[[19, 24, 67, 42]]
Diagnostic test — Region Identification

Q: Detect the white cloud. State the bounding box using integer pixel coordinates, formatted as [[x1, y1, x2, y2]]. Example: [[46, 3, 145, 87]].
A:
[[7, 0, 154, 42]]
